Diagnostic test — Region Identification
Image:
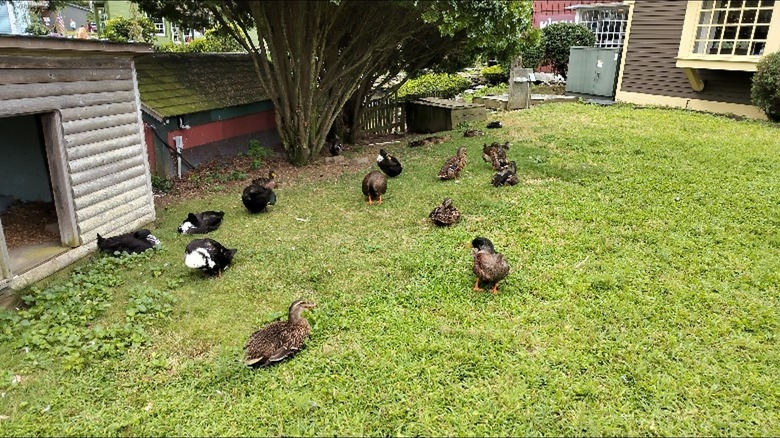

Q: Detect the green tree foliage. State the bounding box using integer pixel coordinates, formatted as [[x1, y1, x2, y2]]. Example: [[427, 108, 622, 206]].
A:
[[103, 15, 155, 43], [751, 51, 780, 122], [518, 27, 545, 70], [156, 28, 245, 53], [133, 0, 532, 165], [542, 22, 596, 78], [396, 73, 471, 100]]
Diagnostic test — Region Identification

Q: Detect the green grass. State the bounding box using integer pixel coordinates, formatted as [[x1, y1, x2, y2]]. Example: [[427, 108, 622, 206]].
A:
[[2, 102, 780, 435]]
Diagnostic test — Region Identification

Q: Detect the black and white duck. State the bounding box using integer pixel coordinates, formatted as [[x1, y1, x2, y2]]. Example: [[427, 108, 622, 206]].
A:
[[329, 137, 343, 156], [242, 182, 277, 213], [362, 170, 387, 205], [376, 148, 402, 177], [177, 211, 224, 234], [491, 161, 519, 187], [97, 229, 160, 255], [244, 299, 316, 368], [486, 121, 503, 129], [472, 237, 510, 294], [184, 238, 237, 276]]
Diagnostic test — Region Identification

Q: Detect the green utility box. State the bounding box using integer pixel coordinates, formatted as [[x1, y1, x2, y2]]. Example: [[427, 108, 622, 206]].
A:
[[565, 47, 621, 97], [406, 97, 486, 133]]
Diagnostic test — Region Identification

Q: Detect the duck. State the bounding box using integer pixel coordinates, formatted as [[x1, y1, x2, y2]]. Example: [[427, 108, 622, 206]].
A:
[[491, 161, 519, 187], [437, 146, 467, 180], [244, 299, 316, 368], [252, 170, 277, 190], [429, 197, 460, 227], [184, 238, 237, 277], [242, 182, 277, 213], [487, 121, 503, 129], [329, 137, 343, 156], [464, 129, 484, 137], [482, 142, 510, 170], [472, 237, 510, 294], [362, 170, 387, 205], [177, 211, 224, 234], [376, 148, 403, 177], [97, 229, 160, 255]]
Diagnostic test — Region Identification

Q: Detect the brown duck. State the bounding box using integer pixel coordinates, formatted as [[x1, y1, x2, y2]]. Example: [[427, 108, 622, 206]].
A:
[[464, 129, 484, 137], [471, 237, 510, 294], [362, 170, 387, 205], [437, 147, 467, 180], [482, 142, 510, 170], [244, 300, 316, 368], [429, 197, 461, 227]]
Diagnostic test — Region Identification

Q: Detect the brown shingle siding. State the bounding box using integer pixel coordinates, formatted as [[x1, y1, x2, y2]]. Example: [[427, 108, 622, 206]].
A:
[[621, 0, 753, 105]]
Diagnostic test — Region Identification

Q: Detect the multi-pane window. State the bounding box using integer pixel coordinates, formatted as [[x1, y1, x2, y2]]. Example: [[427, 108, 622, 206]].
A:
[[578, 8, 629, 49], [171, 23, 181, 43], [693, 0, 774, 56], [152, 17, 165, 36]]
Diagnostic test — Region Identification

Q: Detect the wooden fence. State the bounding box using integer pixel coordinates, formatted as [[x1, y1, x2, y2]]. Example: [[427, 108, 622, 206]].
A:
[[358, 96, 406, 135]]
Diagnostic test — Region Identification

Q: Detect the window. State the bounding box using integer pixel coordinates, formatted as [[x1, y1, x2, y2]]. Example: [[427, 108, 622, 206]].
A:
[[152, 17, 165, 36], [577, 7, 629, 49], [170, 23, 181, 43], [677, 0, 780, 71]]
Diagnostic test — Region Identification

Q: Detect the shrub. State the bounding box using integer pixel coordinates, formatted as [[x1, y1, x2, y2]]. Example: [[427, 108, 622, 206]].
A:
[[542, 22, 596, 78], [751, 51, 780, 122], [519, 28, 545, 70], [103, 15, 155, 43], [481, 65, 509, 86], [248, 139, 272, 169], [396, 73, 471, 100], [155, 27, 245, 53], [25, 11, 49, 36]]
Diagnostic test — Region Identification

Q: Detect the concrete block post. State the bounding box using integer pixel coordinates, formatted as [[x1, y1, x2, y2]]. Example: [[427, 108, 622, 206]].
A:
[[507, 56, 532, 110]]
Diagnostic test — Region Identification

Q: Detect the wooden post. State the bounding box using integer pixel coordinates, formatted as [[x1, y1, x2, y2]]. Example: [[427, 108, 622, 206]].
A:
[[507, 56, 532, 110]]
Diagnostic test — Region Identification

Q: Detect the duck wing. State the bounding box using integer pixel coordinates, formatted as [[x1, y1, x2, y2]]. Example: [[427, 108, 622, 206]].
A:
[[473, 251, 510, 283]]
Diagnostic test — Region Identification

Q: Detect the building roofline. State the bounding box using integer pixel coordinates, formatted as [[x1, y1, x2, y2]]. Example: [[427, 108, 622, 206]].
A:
[[0, 35, 153, 56]]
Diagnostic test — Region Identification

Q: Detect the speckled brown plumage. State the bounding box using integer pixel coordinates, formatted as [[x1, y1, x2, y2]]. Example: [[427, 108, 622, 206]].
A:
[[471, 237, 510, 294], [429, 197, 461, 227], [244, 300, 316, 368], [482, 142, 510, 170], [437, 147, 467, 180], [463, 129, 484, 137], [362, 170, 387, 204], [252, 170, 278, 190]]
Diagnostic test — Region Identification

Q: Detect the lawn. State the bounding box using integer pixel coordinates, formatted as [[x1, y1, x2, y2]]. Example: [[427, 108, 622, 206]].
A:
[[1, 102, 779, 436]]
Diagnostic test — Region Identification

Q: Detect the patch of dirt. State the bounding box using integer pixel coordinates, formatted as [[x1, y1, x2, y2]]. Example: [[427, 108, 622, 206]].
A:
[[152, 134, 411, 209], [1, 201, 60, 249]]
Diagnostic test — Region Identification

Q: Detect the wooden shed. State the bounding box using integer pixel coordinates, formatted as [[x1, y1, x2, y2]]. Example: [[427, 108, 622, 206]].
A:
[[135, 53, 278, 178], [615, 0, 773, 119], [0, 35, 155, 298]]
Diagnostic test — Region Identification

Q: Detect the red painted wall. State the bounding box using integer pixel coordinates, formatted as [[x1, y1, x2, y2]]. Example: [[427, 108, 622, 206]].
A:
[[167, 110, 276, 150], [144, 124, 155, 171], [533, 0, 602, 28]]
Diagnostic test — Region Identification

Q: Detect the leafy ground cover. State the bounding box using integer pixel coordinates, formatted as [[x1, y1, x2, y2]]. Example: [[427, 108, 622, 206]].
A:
[[1, 102, 779, 435]]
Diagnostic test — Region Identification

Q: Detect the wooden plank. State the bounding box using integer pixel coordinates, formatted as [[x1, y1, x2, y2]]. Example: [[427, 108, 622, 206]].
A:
[[0, 216, 11, 279], [63, 113, 139, 136], [74, 185, 150, 225], [0, 55, 131, 70], [0, 90, 134, 117], [64, 122, 139, 149], [71, 174, 147, 210], [78, 198, 153, 240], [41, 112, 80, 248], [69, 144, 144, 174], [0, 79, 133, 101], [60, 102, 137, 122], [70, 155, 146, 186], [131, 60, 156, 221], [67, 134, 140, 161], [71, 164, 146, 198], [0, 68, 132, 85]]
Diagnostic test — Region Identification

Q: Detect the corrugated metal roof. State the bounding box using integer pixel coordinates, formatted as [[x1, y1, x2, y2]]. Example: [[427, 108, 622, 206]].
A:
[[135, 52, 269, 119]]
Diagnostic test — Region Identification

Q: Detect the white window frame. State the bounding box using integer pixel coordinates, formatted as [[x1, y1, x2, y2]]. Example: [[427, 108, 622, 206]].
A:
[[677, 0, 780, 72], [152, 17, 165, 36], [575, 6, 630, 49], [170, 22, 181, 43]]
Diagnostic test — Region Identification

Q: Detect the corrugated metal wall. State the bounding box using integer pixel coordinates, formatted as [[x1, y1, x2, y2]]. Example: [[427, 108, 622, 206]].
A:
[[620, 0, 754, 105], [0, 53, 155, 244]]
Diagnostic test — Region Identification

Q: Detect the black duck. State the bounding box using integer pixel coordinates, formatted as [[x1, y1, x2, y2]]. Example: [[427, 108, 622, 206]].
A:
[[242, 182, 277, 213], [486, 121, 503, 129], [97, 229, 160, 255], [252, 170, 278, 190], [245, 300, 316, 368], [491, 161, 519, 187]]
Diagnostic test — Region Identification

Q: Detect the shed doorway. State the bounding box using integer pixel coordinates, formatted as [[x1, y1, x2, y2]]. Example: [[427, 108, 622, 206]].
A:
[[0, 112, 76, 287]]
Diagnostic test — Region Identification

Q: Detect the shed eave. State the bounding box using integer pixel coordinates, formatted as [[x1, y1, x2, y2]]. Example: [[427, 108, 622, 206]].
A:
[[0, 35, 153, 56]]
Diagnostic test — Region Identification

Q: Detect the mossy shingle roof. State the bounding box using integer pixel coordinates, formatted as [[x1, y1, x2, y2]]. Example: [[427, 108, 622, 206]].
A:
[[135, 53, 268, 119]]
